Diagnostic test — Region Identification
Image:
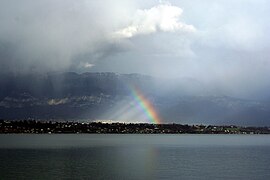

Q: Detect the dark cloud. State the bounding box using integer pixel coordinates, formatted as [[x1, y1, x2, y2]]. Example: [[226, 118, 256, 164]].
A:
[[0, 0, 135, 73], [0, 0, 270, 99]]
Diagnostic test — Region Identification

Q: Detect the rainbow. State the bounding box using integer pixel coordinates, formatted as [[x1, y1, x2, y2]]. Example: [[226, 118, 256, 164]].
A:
[[129, 85, 161, 124]]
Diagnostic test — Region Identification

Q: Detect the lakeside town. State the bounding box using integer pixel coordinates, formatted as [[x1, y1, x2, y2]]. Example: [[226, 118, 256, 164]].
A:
[[1, 120, 270, 134]]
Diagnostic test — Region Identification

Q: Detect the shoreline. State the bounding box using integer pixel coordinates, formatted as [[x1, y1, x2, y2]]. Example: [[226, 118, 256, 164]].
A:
[[1, 120, 270, 134]]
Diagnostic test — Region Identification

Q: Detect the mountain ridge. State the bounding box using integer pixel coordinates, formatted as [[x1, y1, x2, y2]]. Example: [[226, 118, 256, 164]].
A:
[[0, 72, 269, 126]]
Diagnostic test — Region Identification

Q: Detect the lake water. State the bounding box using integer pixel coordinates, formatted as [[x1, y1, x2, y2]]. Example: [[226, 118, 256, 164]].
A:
[[0, 134, 270, 180]]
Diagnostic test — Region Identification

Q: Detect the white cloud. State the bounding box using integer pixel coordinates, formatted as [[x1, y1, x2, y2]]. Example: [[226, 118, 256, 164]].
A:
[[114, 3, 196, 38], [85, 63, 95, 68], [47, 98, 68, 106]]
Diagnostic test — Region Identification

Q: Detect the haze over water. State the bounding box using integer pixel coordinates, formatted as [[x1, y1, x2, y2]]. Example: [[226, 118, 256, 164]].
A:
[[1, 134, 270, 180]]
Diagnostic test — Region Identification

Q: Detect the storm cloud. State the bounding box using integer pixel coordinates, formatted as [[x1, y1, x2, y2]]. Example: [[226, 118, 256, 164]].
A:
[[0, 0, 270, 99], [0, 0, 133, 73]]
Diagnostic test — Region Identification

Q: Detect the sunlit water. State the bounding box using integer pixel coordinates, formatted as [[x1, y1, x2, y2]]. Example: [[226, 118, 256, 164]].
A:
[[0, 134, 270, 180]]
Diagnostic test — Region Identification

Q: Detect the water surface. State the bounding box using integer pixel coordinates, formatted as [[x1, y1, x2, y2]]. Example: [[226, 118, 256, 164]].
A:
[[0, 134, 270, 180]]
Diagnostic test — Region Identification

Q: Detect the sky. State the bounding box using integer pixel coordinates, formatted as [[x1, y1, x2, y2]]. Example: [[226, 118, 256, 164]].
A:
[[0, 0, 270, 99]]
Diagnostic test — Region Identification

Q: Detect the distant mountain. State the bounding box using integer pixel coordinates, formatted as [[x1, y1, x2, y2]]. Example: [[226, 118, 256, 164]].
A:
[[0, 72, 269, 126]]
